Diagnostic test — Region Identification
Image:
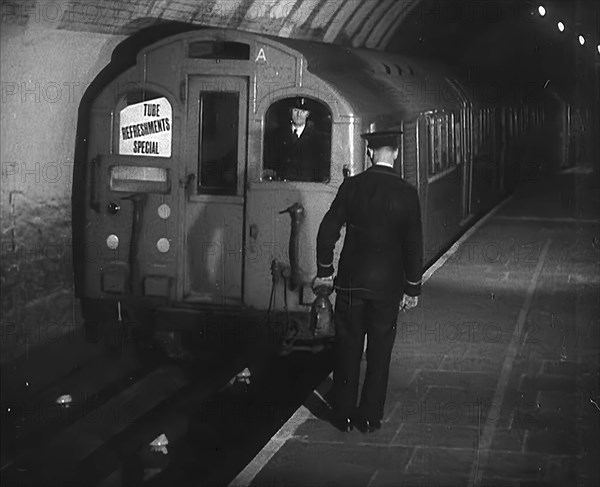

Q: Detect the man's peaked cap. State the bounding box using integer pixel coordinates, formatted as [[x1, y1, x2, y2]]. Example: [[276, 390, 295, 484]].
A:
[[361, 130, 402, 149], [361, 121, 402, 149], [292, 97, 309, 110]]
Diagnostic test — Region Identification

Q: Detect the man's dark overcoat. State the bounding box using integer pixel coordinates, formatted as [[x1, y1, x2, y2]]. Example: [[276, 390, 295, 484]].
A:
[[316, 164, 423, 300]]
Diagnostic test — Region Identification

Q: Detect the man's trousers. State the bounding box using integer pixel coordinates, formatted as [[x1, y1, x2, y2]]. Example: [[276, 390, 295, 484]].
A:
[[332, 290, 401, 421]]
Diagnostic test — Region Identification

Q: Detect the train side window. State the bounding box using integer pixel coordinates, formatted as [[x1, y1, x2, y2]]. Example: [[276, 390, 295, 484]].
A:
[[418, 114, 433, 176], [196, 91, 239, 195], [418, 115, 429, 174], [420, 111, 457, 179], [448, 112, 455, 164], [454, 118, 462, 164], [432, 116, 440, 174], [473, 114, 480, 154], [481, 110, 486, 147], [263, 98, 332, 182], [439, 114, 448, 168]]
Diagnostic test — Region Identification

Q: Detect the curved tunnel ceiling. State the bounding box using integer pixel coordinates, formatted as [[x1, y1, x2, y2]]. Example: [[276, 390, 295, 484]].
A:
[[3, 0, 599, 101], [3, 0, 423, 50]]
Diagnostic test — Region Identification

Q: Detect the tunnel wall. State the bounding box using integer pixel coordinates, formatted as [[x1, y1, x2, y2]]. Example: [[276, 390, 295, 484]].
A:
[[1, 23, 125, 362]]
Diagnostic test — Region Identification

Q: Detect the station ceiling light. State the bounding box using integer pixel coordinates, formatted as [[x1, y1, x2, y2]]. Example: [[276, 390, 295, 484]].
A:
[[537, 5, 546, 17], [557, 21, 565, 32], [578, 35, 585, 46]]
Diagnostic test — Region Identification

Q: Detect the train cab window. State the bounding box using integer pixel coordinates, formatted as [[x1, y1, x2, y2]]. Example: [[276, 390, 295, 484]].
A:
[[263, 97, 332, 182], [196, 91, 239, 194]]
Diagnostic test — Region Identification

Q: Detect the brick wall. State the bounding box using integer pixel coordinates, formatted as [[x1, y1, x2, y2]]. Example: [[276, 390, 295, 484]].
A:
[[1, 21, 125, 361]]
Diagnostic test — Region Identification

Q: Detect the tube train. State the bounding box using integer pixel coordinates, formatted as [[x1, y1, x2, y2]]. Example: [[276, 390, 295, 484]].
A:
[[73, 28, 546, 350]]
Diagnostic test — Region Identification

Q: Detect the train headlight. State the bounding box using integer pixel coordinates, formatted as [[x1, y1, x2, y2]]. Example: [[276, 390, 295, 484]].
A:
[[157, 238, 170, 253], [158, 203, 171, 219], [106, 234, 119, 250]]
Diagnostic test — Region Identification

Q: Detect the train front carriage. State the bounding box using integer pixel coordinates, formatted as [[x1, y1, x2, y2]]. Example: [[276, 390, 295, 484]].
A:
[[78, 30, 366, 342]]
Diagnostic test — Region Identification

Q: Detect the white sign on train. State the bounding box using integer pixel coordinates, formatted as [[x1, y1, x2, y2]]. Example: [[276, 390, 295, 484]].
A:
[[119, 97, 172, 157]]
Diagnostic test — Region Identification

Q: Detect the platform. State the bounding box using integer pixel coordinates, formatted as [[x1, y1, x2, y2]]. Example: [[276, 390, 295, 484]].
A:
[[230, 168, 600, 487]]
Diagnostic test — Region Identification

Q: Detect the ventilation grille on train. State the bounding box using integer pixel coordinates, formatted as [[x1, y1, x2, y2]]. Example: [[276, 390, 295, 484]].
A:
[[378, 63, 415, 76]]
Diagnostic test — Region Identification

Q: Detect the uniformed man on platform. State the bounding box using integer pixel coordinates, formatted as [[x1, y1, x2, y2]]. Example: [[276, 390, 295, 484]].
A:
[[314, 127, 423, 433]]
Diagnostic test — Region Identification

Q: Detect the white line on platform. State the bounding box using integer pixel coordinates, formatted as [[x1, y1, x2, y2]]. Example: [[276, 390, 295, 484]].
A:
[[470, 239, 551, 487], [228, 405, 313, 487], [422, 195, 513, 284]]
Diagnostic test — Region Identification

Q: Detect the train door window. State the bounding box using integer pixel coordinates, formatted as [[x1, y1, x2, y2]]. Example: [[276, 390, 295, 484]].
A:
[[196, 92, 238, 194], [263, 97, 332, 182]]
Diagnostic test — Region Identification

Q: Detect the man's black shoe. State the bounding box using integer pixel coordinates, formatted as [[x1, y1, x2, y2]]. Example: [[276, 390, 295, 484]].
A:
[[354, 419, 382, 433], [333, 417, 353, 432]]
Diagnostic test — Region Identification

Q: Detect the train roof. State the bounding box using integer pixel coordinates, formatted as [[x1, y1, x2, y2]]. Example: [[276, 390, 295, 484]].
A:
[[271, 36, 468, 123], [128, 29, 490, 127]]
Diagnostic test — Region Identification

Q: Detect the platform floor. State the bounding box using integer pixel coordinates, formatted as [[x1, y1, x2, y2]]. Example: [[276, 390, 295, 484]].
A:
[[232, 169, 600, 487]]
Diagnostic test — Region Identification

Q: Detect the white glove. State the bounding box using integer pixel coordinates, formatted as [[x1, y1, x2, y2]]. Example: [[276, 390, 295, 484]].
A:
[[401, 294, 418, 311], [312, 275, 334, 291]]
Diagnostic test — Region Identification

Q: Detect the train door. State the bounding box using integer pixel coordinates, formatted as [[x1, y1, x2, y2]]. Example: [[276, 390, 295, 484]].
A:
[[182, 76, 248, 305]]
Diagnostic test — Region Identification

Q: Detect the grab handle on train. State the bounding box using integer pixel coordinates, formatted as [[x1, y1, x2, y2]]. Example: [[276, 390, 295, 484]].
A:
[[90, 156, 101, 212], [279, 202, 305, 290]]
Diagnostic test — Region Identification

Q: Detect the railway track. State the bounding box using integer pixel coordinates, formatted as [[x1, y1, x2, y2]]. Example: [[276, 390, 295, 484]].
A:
[[1, 329, 333, 487]]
